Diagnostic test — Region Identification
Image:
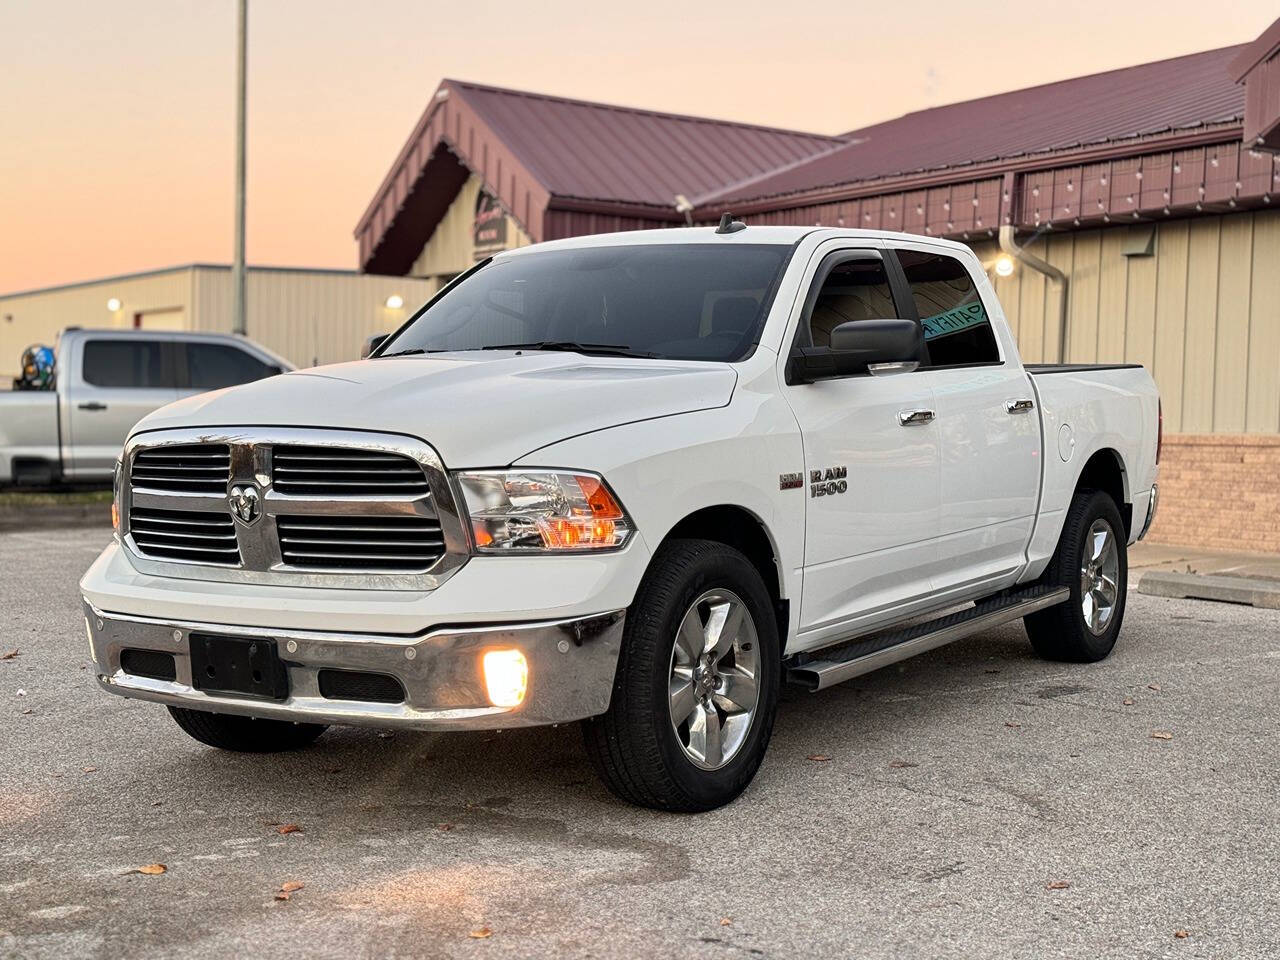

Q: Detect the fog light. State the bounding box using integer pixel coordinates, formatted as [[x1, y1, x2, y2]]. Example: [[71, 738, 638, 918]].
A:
[[482, 649, 528, 708]]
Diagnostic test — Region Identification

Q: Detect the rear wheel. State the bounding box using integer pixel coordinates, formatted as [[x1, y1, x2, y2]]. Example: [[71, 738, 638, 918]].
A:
[[581, 539, 780, 812], [167, 706, 327, 752], [1024, 489, 1128, 662]]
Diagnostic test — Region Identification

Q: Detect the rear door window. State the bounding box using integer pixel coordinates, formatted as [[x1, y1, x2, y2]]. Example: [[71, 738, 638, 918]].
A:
[[81, 340, 169, 388], [184, 343, 275, 389], [895, 249, 1000, 366]]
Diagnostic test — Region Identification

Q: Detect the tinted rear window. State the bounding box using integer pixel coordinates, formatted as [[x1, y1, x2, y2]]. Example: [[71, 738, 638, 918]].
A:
[[379, 244, 792, 362], [82, 340, 169, 388], [185, 343, 274, 389]]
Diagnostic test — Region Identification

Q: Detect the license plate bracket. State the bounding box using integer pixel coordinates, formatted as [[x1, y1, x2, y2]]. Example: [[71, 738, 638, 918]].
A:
[[190, 634, 289, 700]]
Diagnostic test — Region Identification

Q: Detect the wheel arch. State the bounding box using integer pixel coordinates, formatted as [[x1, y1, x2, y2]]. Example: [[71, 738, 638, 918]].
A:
[[1073, 447, 1133, 537], [657, 504, 789, 646]]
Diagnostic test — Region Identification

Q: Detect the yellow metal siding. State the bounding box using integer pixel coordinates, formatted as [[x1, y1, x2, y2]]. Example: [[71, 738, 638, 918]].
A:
[[0, 268, 193, 381], [974, 208, 1280, 435], [409, 174, 532, 283], [189, 268, 435, 368]]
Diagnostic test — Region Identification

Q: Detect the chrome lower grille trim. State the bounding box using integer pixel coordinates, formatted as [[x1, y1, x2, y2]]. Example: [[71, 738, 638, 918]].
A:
[[276, 514, 446, 571], [121, 428, 469, 590], [129, 507, 241, 565]]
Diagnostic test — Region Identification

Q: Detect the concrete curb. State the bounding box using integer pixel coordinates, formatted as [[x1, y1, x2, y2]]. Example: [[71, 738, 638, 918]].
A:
[[0, 503, 110, 532], [1138, 571, 1280, 610]]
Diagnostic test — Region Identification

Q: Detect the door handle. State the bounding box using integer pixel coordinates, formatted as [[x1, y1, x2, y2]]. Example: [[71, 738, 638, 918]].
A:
[[898, 408, 935, 426], [77, 401, 108, 411], [1005, 398, 1035, 414]]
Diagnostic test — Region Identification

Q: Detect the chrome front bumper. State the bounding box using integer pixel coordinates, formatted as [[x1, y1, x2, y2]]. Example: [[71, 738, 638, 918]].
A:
[[84, 602, 625, 730]]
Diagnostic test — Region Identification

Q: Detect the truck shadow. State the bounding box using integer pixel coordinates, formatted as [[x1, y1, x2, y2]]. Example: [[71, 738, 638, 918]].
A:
[[150, 621, 1063, 815]]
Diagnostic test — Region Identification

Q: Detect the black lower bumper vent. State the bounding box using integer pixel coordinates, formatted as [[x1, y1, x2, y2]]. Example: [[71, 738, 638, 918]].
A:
[[120, 648, 178, 682], [317, 669, 405, 704]]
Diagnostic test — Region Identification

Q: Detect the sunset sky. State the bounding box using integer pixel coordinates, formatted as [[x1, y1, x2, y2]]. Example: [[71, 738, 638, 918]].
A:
[[2, 0, 1274, 293]]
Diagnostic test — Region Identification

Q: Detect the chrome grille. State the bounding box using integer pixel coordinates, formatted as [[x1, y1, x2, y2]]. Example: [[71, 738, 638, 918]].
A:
[[272, 445, 430, 496], [276, 515, 445, 571], [130, 444, 230, 493], [122, 428, 468, 589], [129, 507, 241, 566]]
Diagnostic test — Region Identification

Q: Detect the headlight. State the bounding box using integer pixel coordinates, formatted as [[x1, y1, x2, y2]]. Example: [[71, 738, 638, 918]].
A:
[[455, 470, 633, 553]]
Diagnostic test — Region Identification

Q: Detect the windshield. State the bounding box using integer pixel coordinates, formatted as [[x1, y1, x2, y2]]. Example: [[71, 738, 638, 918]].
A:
[[378, 243, 792, 362]]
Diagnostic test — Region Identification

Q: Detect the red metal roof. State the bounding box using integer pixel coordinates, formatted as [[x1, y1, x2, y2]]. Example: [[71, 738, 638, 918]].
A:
[[704, 45, 1249, 205], [448, 80, 844, 208]]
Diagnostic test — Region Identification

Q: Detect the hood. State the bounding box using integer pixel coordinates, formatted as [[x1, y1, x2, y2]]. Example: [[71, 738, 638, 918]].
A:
[[132, 352, 738, 466]]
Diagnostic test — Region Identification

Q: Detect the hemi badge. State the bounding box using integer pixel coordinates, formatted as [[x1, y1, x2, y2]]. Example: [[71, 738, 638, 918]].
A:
[[779, 472, 804, 491]]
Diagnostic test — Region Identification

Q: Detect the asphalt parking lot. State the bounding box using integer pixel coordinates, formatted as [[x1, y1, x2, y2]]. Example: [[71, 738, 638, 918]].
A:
[[2, 526, 1277, 959]]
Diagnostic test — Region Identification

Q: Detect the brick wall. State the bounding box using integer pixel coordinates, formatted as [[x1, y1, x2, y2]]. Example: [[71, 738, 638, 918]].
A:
[[1145, 434, 1280, 553]]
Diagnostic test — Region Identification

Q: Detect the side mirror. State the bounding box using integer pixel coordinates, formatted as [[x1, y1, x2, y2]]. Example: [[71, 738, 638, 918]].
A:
[[361, 333, 388, 359], [790, 318, 923, 383]]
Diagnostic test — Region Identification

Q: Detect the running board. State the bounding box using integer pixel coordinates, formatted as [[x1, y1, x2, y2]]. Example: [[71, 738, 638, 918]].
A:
[[787, 585, 1070, 691]]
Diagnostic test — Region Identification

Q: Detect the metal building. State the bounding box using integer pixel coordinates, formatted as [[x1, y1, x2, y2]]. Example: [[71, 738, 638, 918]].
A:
[[354, 18, 1280, 553], [0, 264, 434, 380]]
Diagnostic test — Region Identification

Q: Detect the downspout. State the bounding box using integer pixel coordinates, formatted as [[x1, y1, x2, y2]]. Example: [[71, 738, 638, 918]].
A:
[[999, 225, 1069, 363]]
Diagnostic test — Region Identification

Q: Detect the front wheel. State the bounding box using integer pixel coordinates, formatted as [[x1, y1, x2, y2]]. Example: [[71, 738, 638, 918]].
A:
[[581, 539, 780, 812], [1024, 489, 1128, 662], [168, 706, 327, 752]]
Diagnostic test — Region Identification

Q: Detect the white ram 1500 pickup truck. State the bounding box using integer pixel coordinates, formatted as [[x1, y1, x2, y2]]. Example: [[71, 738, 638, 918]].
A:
[[81, 225, 1160, 811]]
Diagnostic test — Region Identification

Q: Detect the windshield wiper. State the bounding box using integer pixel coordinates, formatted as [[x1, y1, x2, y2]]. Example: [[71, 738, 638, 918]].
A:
[[377, 347, 450, 358], [481, 340, 653, 358]]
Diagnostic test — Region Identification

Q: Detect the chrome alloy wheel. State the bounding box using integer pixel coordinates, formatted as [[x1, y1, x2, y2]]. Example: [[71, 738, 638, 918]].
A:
[[668, 589, 761, 771], [1080, 518, 1121, 635]]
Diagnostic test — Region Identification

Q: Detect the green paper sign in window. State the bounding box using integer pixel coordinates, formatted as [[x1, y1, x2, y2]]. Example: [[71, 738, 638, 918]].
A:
[[920, 300, 989, 341]]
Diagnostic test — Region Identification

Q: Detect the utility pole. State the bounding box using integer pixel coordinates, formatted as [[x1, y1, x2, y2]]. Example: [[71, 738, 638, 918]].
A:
[[231, 0, 247, 335]]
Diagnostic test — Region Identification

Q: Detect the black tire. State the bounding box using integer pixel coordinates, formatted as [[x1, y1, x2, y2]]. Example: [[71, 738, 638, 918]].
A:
[[1024, 489, 1128, 662], [167, 706, 327, 752], [581, 539, 781, 812]]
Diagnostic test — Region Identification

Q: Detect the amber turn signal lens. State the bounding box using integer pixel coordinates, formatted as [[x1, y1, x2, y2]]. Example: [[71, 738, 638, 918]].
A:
[[111, 501, 120, 532], [573, 474, 625, 520]]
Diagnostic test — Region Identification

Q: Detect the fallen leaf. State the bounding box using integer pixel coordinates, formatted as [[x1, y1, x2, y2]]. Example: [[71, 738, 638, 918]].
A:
[[806, 754, 832, 762], [280, 881, 304, 893], [719, 917, 732, 926], [1151, 731, 1174, 740], [133, 863, 167, 876], [889, 760, 918, 769], [1123, 698, 1134, 706], [1, 649, 18, 660], [469, 927, 492, 939], [277, 823, 302, 835], [1174, 930, 1189, 939], [274, 892, 291, 901], [1148, 683, 1161, 691], [82, 766, 98, 773], [1045, 880, 1070, 890], [437, 822, 455, 832]]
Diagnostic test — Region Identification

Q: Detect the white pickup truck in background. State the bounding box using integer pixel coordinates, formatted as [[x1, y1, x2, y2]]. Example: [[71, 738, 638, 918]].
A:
[[81, 224, 1160, 811], [1, 328, 289, 485]]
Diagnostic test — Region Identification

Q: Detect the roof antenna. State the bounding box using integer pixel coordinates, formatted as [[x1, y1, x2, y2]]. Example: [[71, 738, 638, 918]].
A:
[[715, 212, 746, 234]]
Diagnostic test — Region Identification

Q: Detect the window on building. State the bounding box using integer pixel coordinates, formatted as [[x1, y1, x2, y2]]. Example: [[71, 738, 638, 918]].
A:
[[806, 257, 898, 348], [82, 340, 167, 388], [185, 343, 275, 390], [896, 249, 999, 366]]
